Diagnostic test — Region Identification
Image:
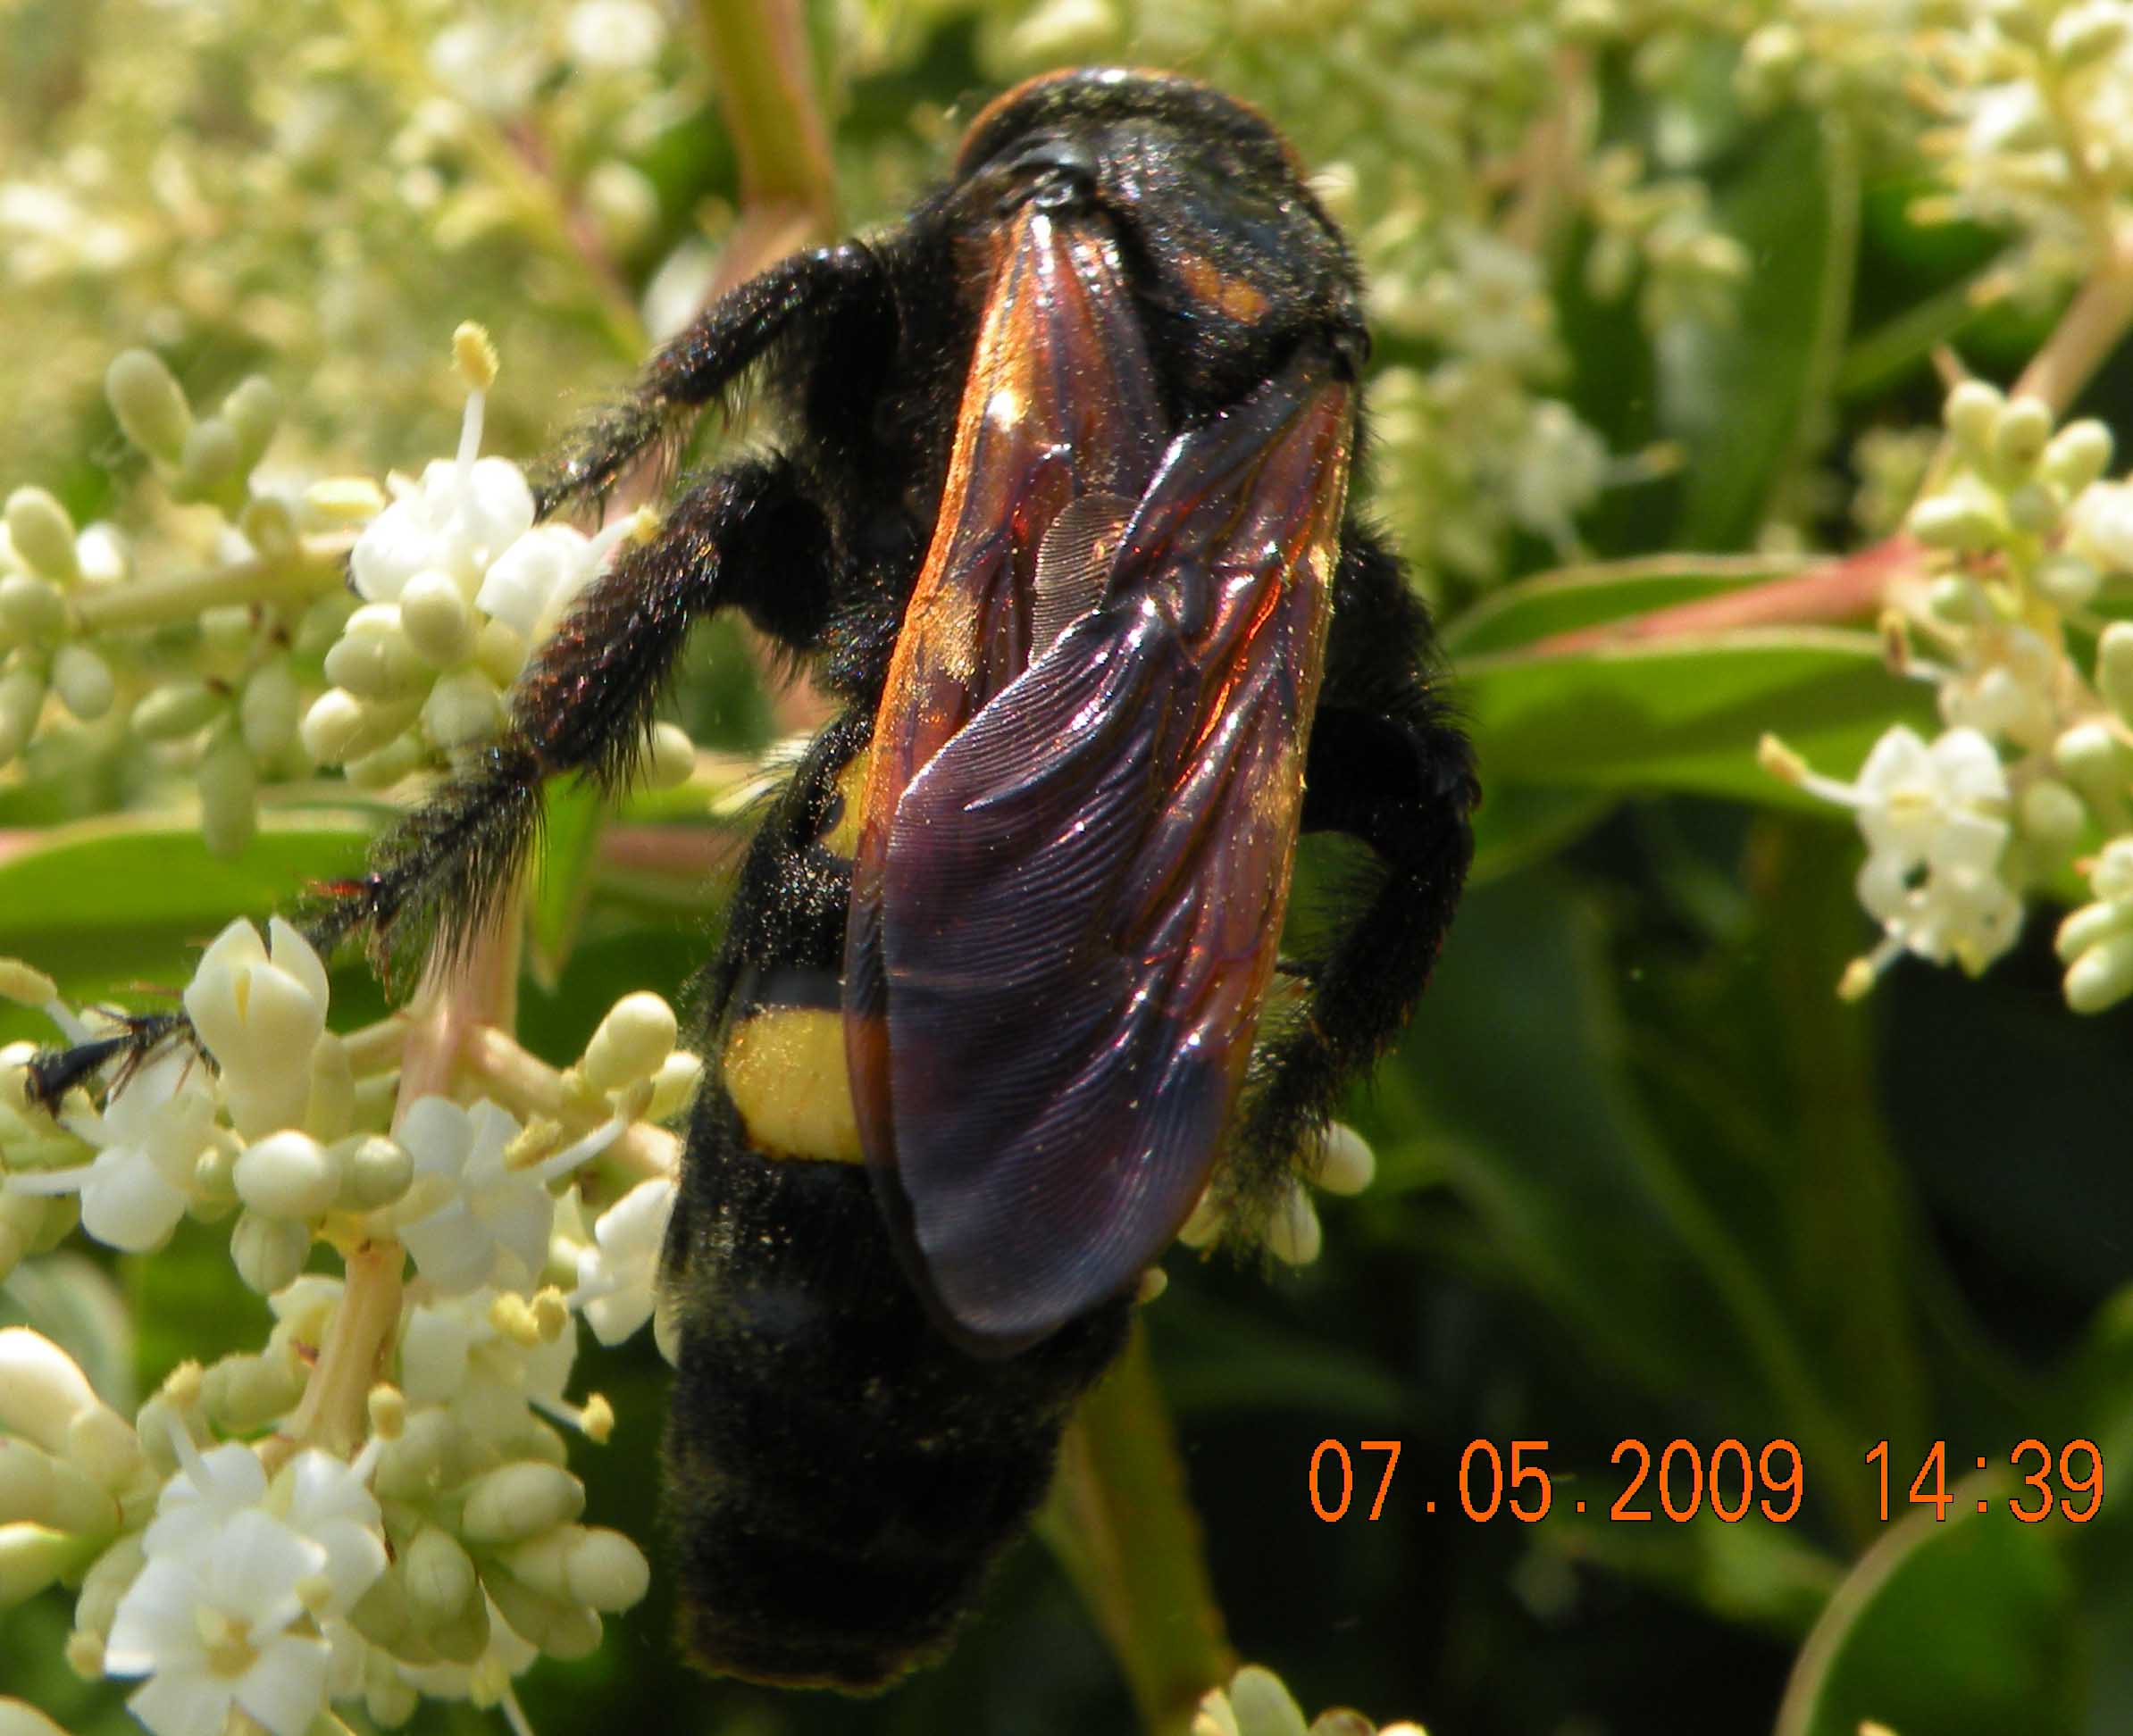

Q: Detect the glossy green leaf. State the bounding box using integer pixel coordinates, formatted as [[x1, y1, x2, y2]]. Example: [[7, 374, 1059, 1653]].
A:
[[1464, 628, 1936, 805], [1442, 555, 1798, 657], [528, 775, 606, 989]]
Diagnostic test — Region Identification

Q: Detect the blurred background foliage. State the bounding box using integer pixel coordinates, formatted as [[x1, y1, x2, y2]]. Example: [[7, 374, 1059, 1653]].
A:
[[3, 1, 2132, 1733]]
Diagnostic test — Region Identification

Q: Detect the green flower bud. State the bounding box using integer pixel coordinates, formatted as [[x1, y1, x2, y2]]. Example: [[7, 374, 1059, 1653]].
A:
[[198, 606, 255, 660], [344, 733, 426, 790], [71, 1531, 145, 1640], [2020, 778, 2087, 853], [293, 591, 356, 658], [1911, 492, 2002, 552], [2050, 0, 2128, 69], [645, 721, 695, 790], [105, 350, 193, 466], [2035, 551, 2100, 611], [485, 1569, 602, 1659], [4, 489, 78, 584], [460, 1460, 584, 1542], [502, 1525, 650, 1612], [238, 494, 298, 563], [0, 1438, 117, 1535], [0, 574, 66, 642], [338, 1134, 414, 1210], [200, 1351, 305, 1432], [2099, 622, 2133, 720], [238, 658, 300, 761], [230, 1209, 308, 1295], [51, 644, 113, 722], [234, 1130, 340, 1220], [221, 376, 282, 473], [1992, 396, 2054, 474], [131, 680, 222, 741], [347, 1555, 414, 1650], [582, 992, 678, 1093], [421, 668, 503, 751], [197, 728, 258, 858], [0, 1524, 80, 1606], [2066, 929, 2133, 1013], [398, 570, 476, 666], [474, 618, 527, 686], [372, 1407, 457, 1501], [1944, 379, 2003, 452], [0, 666, 47, 764], [2056, 720, 2126, 784], [645, 1049, 703, 1122], [172, 418, 244, 507], [323, 605, 424, 701], [401, 1525, 479, 1628], [2003, 480, 2061, 534], [2043, 419, 2113, 492]]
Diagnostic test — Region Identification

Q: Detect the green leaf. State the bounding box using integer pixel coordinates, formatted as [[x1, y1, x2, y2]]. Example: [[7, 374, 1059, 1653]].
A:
[[1464, 628, 1936, 805], [1775, 1479, 2079, 1736], [1468, 783, 1613, 886], [1660, 112, 1860, 548], [1441, 555, 1798, 657], [527, 776, 606, 990]]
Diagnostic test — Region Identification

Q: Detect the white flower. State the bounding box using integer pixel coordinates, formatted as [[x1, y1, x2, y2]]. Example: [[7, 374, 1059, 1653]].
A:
[[565, 0, 666, 70], [1855, 808, 2022, 976], [2069, 478, 2133, 574], [105, 1507, 332, 1736], [1938, 627, 2062, 752], [350, 379, 532, 605], [574, 1177, 673, 1346], [397, 1098, 553, 1294], [401, 1288, 580, 1436], [426, 17, 544, 117], [7, 1051, 216, 1251], [181, 917, 329, 1140], [1824, 726, 2010, 871], [475, 518, 634, 651], [143, 1440, 268, 1559]]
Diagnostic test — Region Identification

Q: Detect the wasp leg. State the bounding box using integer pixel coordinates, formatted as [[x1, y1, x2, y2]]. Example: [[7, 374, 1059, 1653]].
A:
[[535, 243, 884, 514], [1228, 528, 1476, 1213], [309, 455, 834, 965]]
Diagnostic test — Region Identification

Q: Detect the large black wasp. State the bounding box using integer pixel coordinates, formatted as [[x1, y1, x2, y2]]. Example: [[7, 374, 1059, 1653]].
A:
[[32, 67, 1476, 1690]]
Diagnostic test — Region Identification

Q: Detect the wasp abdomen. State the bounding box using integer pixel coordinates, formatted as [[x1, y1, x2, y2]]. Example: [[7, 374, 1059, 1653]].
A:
[[661, 1086, 1130, 1688]]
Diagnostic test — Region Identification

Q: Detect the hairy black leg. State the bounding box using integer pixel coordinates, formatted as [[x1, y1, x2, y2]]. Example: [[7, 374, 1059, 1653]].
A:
[[1225, 526, 1477, 1217], [535, 243, 885, 514], [313, 455, 833, 967]]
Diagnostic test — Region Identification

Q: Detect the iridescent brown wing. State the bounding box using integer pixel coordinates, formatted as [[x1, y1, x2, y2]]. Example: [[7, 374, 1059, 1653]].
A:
[[867, 352, 1353, 1348], [844, 204, 1166, 1186]]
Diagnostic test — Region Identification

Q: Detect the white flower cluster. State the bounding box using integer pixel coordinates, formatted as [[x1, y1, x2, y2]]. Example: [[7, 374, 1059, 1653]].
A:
[[1765, 378, 2133, 1007], [0, 924, 702, 1736], [1175, 1123, 1379, 1281], [1192, 1662, 1428, 1736], [300, 323, 693, 792]]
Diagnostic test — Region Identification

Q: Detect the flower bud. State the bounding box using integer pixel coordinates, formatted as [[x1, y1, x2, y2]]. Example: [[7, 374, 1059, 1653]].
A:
[[1992, 396, 2054, 474], [347, 1555, 414, 1650], [200, 1351, 305, 1432], [324, 604, 425, 700], [0, 1691, 77, 1735], [238, 658, 300, 761], [1266, 1185, 1322, 1265], [1909, 493, 2001, 552], [1926, 576, 1981, 624], [199, 605, 254, 660], [473, 618, 527, 685], [132, 680, 222, 741], [645, 1048, 703, 1122], [364, 1663, 419, 1729], [0, 1331, 100, 1457], [2043, 419, 2113, 492], [1311, 1123, 1376, 1196], [51, 644, 113, 722], [421, 668, 503, 751], [234, 1131, 340, 1220], [398, 569, 476, 666], [0, 1525, 78, 1607], [2020, 778, 2087, 854], [222, 377, 282, 473], [401, 1524, 480, 1628], [2056, 898, 2129, 963], [372, 1407, 456, 1501], [105, 350, 192, 466], [501, 1525, 649, 1612], [238, 494, 298, 563], [172, 418, 244, 507], [64, 1406, 145, 1496], [301, 477, 387, 525], [2035, 551, 2100, 611], [73, 524, 126, 586], [303, 689, 418, 765], [485, 1569, 602, 1659], [2066, 929, 2133, 1013], [230, 1210, 309, 1295], [197, 728, 258, 858], [2056, 720, 2125, 784], [345, 733, 426, 790], [0, 574, 65, 642], [2099, 624, 2133, 722], [0, 667, 42, 764], [1944, 379, 2003, 452], [2050, 0, 2129, 68], [0, 1440, 115, 1534], [337, 1135, 414, 1211], [582, 992, 678, 1093], [2003, 480, 2060, 535], [460, 1460, 584, 1542], [4, 489, 78, 584]]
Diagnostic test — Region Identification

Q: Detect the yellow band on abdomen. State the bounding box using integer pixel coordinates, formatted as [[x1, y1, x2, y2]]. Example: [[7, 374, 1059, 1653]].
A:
[[722, 1007, 864, 1164]]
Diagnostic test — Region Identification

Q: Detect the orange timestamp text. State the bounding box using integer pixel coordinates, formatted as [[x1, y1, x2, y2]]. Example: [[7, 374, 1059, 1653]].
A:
[[1309, 1437, 2105, 1525]]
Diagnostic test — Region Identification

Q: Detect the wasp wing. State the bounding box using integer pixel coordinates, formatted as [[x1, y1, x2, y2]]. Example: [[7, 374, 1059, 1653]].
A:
[[845, 205, 1165, 1190], [871, 353, 1353, 1347]]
